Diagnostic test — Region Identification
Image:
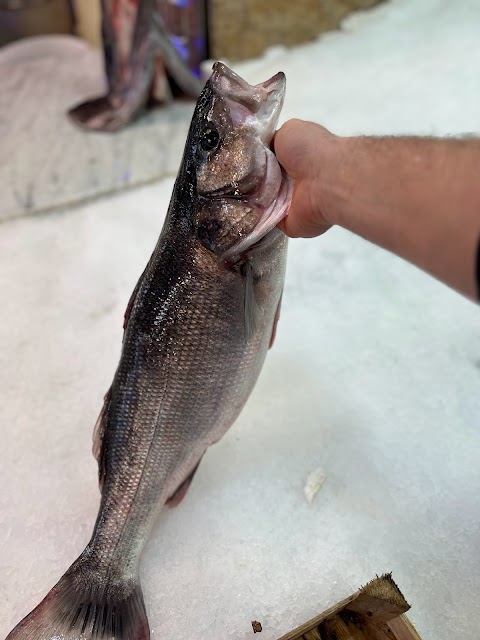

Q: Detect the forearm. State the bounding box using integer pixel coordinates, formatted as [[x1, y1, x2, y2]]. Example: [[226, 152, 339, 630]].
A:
[[321, 135, 480, 299]]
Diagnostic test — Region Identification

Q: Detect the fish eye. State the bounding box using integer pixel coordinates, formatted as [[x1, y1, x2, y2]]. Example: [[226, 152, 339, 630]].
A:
[[200, 128, 220, 152]]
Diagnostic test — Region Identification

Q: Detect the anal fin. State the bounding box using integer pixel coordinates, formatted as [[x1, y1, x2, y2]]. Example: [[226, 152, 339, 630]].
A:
[[166, 458, 203, 508]]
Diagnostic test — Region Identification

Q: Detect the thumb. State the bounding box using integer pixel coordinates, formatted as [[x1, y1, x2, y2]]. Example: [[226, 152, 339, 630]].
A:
[[272, 119, 307, 177], [273, 119, 327, 177]]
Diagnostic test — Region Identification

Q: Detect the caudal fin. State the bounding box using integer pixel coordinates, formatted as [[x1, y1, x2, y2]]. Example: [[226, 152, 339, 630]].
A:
[[6, 551, 149, 640]]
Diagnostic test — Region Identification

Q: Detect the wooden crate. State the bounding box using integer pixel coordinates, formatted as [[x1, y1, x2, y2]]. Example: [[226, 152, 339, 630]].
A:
[[277, 574, 422, 640]]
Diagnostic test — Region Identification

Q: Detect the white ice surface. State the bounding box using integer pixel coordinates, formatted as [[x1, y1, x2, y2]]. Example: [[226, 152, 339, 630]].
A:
[[1, 0, 480, 638]]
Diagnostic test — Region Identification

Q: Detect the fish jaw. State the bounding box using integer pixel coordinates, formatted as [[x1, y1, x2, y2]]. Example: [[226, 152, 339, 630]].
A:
[[194, 63, 292, 260], [218, 67, 293, 260]]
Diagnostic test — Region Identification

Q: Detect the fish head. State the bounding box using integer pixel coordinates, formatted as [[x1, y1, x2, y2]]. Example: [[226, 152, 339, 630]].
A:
[[189, 62, 292, 259]]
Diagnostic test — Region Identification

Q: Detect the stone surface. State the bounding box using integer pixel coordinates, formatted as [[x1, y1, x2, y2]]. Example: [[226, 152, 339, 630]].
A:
[[0, 35, 194, 222]]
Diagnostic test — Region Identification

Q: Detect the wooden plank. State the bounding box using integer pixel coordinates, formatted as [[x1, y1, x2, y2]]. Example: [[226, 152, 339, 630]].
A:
[[345, 574, 410, 623], [360, 622, 394, 640], [339, 611, 374, 639], [303, 628, 323, 640], [277, 575, 421, 640], [277, 592, 360, 640], [321, 615, 358, 639], [387, 615, 423, 640], [351, 616, 421, 640]]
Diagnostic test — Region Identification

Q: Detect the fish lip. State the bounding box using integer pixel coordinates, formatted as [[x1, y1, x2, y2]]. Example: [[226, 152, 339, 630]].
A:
[[221, 168, 293, 260], [210, 62, 252, 94], [256, 73, 286, 145], [260, 71, 286, 93]]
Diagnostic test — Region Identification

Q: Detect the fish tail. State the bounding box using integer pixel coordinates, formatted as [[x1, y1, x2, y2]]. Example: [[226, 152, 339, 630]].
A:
[[6, 548, 149, 640]]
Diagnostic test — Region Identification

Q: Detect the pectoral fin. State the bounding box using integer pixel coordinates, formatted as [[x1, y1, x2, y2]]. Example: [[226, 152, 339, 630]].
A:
[[269, 291, 283, 349], [244, 261, 261, 342]]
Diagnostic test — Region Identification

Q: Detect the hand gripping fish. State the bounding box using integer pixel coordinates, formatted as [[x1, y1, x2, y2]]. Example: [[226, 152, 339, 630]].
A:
[[7, 63, 292, 640]]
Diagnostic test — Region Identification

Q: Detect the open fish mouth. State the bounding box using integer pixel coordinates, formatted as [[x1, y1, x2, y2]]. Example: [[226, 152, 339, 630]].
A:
[[211, 63, 287, 143], [211, 63, 285, 104]]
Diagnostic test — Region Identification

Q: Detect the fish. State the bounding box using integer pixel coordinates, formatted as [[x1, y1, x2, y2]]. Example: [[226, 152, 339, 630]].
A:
[[68, 0, 203, 132], [7, 62, 292, 640]]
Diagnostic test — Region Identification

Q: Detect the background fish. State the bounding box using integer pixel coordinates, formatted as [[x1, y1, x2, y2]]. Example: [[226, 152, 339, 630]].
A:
[[7, 62, 292, 640], [68, 0, 203, 132]]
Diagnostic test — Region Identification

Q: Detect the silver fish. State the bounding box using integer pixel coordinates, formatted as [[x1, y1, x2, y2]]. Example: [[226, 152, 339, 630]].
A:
[[68, 0, 203, 132], [7, 62, 292, 640]]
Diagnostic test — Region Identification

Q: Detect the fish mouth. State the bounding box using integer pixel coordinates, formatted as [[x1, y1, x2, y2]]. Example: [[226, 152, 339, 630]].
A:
[[210, 63, 286, 141], [211, 62, 285, 99]]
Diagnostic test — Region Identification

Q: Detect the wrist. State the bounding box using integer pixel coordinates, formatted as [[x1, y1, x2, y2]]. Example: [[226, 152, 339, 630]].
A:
[[316, 134, 358, 229]]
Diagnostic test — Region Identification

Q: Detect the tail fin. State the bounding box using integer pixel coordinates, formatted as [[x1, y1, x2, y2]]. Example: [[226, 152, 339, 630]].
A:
[[6, 551, 149, 640]]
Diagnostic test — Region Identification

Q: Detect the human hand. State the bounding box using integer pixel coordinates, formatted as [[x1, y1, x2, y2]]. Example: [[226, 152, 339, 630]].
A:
[[273, 119, 335, 238]]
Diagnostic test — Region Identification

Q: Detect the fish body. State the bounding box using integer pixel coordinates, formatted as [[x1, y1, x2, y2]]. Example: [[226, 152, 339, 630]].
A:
[[68, 0, 203, 131], [7, 63, 292, 639]]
